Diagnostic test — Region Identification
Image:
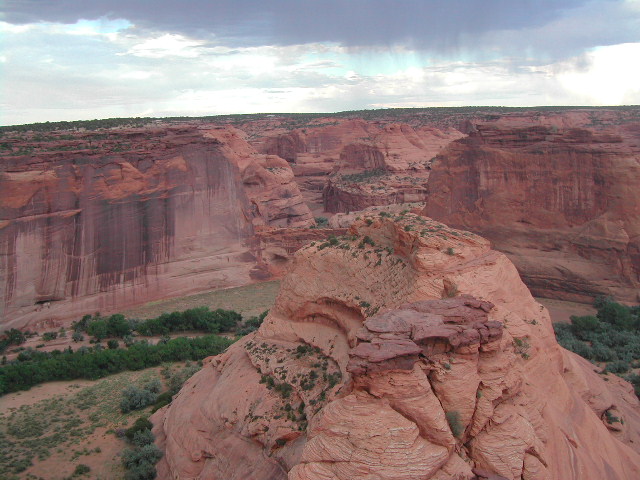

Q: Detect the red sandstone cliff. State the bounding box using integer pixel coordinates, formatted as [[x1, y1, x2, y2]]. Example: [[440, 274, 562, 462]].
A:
[[423, 114, 640, 303], [0, 126, 312, 330], [252, 119, 463, 214], [153, 214, 640, 480]]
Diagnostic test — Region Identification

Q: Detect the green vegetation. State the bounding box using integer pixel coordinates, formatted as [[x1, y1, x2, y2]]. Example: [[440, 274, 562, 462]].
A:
[[0, 368, 162, 479], [237, 310, 268, 336], [554, 296, 640, 396], [73, 307, 240, 339], [72, 464, 91, 476], [445, 410, 463, 438], [339, 168, 386, 183], [120, 379, 162, 413], [314, 216, 329, 227], [0, 335, 232, 395], [120, 414, 163, 479], [0, 329, 29, 354], [0, 303, 266, 397], [121, 443, 163, 480]]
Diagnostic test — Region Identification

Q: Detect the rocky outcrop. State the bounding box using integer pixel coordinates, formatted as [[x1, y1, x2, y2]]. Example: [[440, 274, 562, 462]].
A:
[[249, 226, 348, 280], [0, 126, 312, 330], [153, 214, 640, 480], [253, 119, 463, 213], [424, 117, 640, 303]]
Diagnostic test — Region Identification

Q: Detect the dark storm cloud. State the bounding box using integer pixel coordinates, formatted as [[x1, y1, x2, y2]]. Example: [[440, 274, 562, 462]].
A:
[[2, 0, 628, 52]]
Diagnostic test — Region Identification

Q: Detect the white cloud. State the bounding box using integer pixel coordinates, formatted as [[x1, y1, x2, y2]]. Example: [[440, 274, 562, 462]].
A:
[[553, 43, 640, 104], [1, 11, 639, 126], [120, 33, 206, 58]]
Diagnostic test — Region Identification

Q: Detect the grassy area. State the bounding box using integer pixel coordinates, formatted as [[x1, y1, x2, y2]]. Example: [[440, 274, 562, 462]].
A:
[[0, 365, 185, 479], [120, 280, 281, 320]]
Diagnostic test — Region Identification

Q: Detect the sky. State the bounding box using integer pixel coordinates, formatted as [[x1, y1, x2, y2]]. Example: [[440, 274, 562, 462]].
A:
[[1, 0, 639, 125]]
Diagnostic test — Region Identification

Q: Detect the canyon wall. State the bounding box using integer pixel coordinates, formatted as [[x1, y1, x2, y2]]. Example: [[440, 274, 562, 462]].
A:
[[253, 119, 463, 214], [424, 115, 640, 303], [3, 107, 640, 330], [0, 126, 312, 330], [153, 214, 640, 480]]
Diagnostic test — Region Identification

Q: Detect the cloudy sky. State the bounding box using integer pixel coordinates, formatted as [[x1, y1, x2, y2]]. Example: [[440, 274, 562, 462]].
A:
[[1, 0, 639, 125]]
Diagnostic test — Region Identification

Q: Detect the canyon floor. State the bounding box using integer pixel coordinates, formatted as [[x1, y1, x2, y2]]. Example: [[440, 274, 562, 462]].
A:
[[0, 366, 168, 480]]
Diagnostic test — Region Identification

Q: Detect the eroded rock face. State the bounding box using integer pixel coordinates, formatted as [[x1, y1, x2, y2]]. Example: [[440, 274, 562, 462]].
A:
[[0, 126, 312, 329], [153, 215, 640, 480], [253, 119, 463, 213], [424, 116, 640, 303]]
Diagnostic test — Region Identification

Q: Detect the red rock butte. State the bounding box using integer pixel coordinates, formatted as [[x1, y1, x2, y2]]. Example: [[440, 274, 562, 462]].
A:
[[153, 215, 640, 480]]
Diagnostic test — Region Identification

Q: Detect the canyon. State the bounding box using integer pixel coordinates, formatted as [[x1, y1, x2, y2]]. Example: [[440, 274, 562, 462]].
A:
[[1, 107, 639, 330]]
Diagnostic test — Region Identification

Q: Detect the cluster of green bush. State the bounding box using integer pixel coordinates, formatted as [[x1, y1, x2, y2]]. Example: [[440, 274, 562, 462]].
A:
[[554, 296, 640, 396], [73, 307, 241, 340], [0, 329, 28, 354], [0, 335, 232, 395], [121, 379, 162, 413], [236, 311, 268, 336], [339, 169, 386, 184], [120, 417, 163, 480]]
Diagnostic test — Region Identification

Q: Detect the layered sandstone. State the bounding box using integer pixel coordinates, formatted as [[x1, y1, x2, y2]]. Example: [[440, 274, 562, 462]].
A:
[[0, 126, 312, 330], [253, 119, 463, 213], [424, 115, 640, 303], [153, 214, 640, 480]]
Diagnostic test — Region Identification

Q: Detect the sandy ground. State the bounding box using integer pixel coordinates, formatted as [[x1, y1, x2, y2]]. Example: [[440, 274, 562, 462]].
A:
[[535, 297, 596, 324], [0, 367, 177, 480], [120, 279, 281, 320]]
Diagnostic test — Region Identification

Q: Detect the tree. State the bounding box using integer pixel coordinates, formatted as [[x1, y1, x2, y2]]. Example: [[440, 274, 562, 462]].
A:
[[87, 320, 108, 340], [107, 314, 132, 337]]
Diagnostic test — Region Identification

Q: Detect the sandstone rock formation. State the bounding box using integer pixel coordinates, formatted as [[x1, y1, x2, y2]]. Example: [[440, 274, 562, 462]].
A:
[[153, 214, 640, 480], [424, 113, 640, 303], [0, 126, 312, 330], [252, 119, 463, 214]]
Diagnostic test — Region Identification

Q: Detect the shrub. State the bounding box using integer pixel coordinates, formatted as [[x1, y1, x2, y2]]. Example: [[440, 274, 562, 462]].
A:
[[73, 464, 91, 476], [314, 216, 328, 227], [570, 315, 600, 332], [131, 429, 155, 447], [107, 314, 132, 337], [591, 342, 617, 362], [166, 363, 201, 394], [237, 310, 268, 336], [605, 360, 630, 374], [445, 410, 463, 438], [596, 297, 637, 330], [121, 444, 163, 480], [87, 320, 108, 340], [72, 331, 84, 342], [120, 385, 158, 413], [107, 339, 119, 350], [144, 378, 162, 394], [125, 417, 153, 442], [151, 391, 173, 413], [42, 331, 58, 341], [0, 328, 27, 353]]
